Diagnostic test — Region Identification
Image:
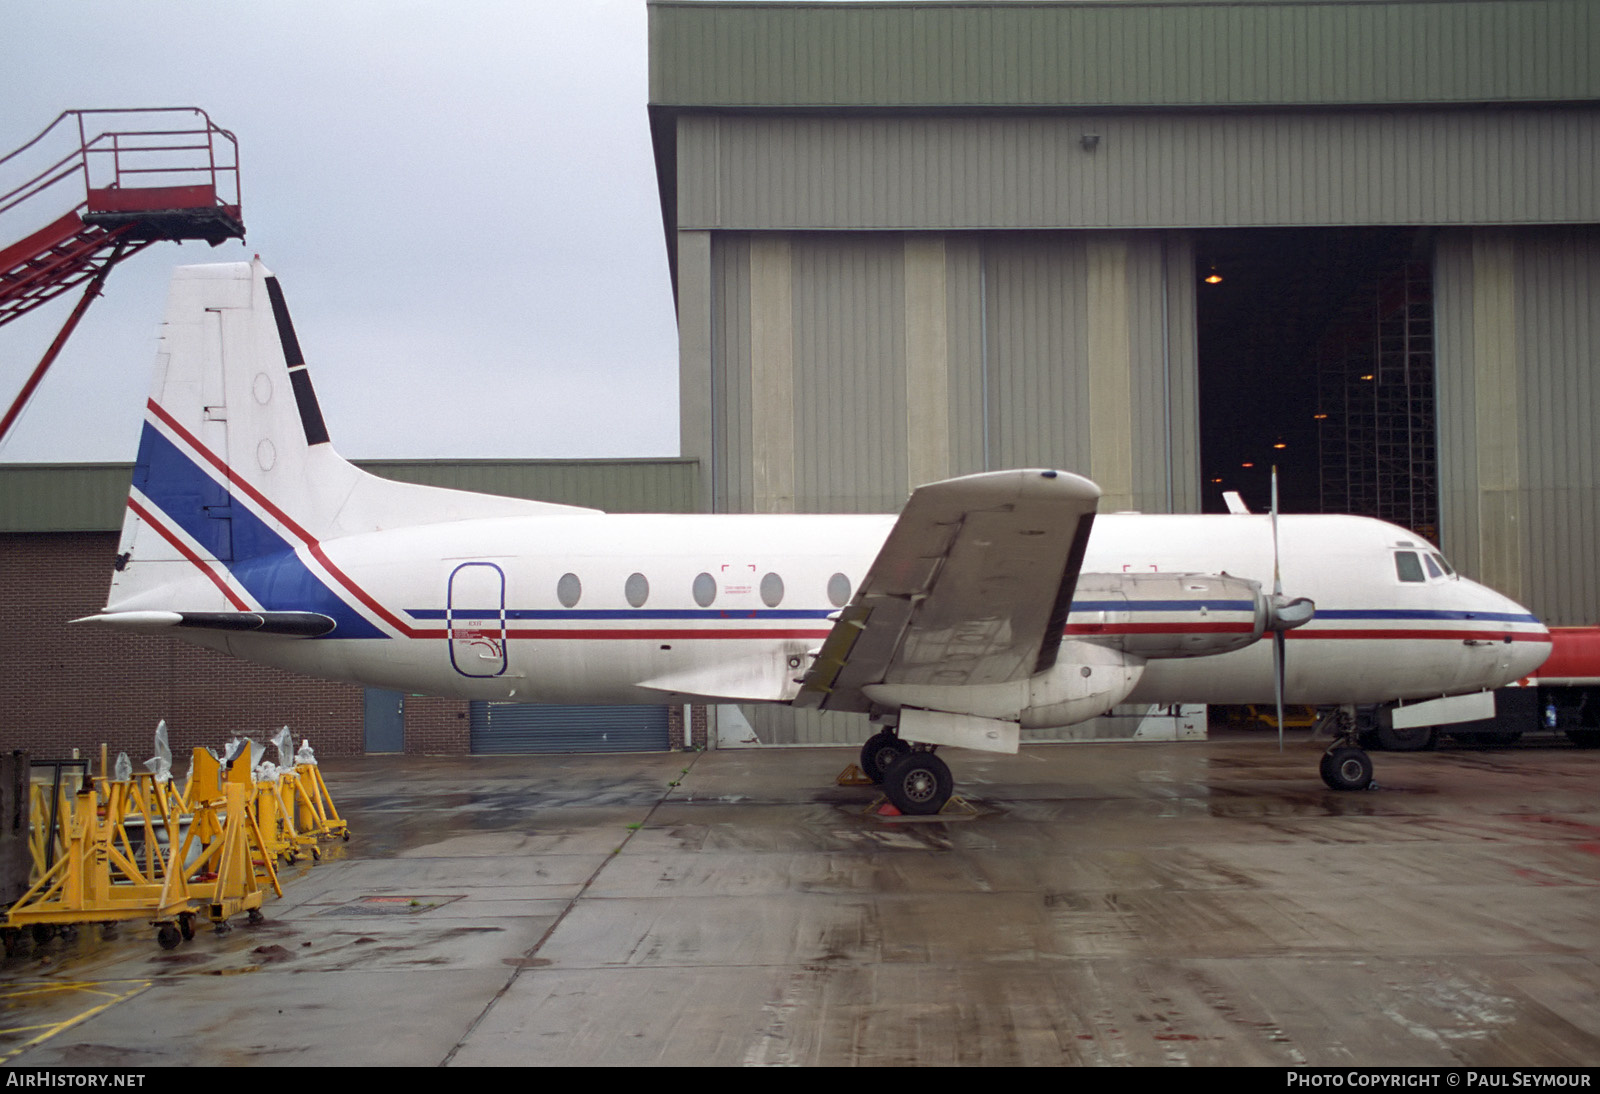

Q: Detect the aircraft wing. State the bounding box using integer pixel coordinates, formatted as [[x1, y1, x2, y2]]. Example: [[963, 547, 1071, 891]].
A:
[[796, 469, 1099, 712]]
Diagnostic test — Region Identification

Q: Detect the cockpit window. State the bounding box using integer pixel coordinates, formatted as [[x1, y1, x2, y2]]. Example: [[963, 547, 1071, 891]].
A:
[[1431, 552, 1456, 577], [1394, 551, 1425, 583], [1423, 554, 1443, 579]]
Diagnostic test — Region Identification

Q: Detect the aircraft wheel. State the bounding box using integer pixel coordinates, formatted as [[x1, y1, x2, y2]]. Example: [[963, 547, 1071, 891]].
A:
[[1319, 747, 1374, 792], [860, 731, 910, 784], [1375, 724, 1437, 752], [881, 751, 953, 816]]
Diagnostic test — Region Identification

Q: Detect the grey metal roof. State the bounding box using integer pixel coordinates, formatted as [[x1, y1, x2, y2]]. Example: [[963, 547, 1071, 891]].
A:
[[0, 458, 703, 532], [650, 1, 1600, 110]]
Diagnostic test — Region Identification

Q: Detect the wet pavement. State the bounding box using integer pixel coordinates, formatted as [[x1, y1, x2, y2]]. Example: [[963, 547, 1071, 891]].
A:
[[2, 734, 1597, 1066]]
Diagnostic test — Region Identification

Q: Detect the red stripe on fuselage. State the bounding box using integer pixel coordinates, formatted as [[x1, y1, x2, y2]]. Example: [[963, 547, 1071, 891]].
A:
[[127, 496, 251, 611]]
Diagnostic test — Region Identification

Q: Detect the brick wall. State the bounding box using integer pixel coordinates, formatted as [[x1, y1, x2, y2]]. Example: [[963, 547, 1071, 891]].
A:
[[401, 694, 471, 755], [2, 532, 362, 764], [3, 532, 710, 765]]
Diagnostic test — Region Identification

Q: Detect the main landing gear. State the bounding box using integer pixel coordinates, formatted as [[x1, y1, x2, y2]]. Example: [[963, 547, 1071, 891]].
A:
[[859, 730, 910, 783], [858, 730, 954, 815]]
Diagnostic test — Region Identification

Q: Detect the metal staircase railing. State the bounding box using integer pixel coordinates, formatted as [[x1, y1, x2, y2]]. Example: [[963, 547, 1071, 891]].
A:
[[0, 108, 244, 444]]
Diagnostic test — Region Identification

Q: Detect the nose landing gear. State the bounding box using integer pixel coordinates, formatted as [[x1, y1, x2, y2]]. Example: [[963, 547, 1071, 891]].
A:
[[1317, 706, 1377, 791]]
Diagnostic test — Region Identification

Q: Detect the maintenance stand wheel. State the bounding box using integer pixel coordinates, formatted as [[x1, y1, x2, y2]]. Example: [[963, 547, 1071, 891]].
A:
[[156, 924, 182, 951], [178, 913, 195, 941], [860, 731, 911, 784], [881, 751, 954, 815], [1320, 746, 1374, 792]]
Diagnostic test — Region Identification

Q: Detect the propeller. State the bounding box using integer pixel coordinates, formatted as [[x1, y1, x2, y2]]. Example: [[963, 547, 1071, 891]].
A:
[[1265, 467, 1315, 751]]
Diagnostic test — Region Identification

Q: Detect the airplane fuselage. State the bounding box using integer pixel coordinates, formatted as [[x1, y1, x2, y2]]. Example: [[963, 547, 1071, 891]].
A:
[[150, 508, 1548, 718]]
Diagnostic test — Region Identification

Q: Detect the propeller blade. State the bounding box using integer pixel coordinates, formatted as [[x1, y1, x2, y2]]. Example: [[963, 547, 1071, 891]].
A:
[[1271, 465, 1282, 600], [1272, 466, 1283, 752], [1274, 630, 1286, 753]]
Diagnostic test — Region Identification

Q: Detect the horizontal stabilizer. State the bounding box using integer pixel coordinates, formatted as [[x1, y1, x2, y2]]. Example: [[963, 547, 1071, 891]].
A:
[[75, 610, 336, 637]]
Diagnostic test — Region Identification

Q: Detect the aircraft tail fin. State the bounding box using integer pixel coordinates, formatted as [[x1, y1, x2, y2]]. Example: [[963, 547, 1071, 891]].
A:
[[105, 259, 592, 616]]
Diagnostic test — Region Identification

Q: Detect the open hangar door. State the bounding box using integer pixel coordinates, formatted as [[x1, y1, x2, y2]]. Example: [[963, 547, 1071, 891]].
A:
[[1195, 227, 1438, 541]]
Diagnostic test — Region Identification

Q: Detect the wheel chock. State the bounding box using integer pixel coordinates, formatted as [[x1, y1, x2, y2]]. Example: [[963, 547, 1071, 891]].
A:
[[863, 793, 978, 820], [836, 764, 876, 787]]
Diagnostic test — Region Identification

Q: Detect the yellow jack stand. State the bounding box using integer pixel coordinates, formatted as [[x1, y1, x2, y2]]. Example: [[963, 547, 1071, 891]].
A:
[[292, 762, 348, 844], [253, 772, 318, 866], [3, 772, 191, 950], [155, 746, 281, 948]]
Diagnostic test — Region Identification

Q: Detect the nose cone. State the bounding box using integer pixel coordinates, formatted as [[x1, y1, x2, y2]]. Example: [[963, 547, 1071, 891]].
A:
[[1467, 579, 1551, 686], [1507, 626, 1553, 683]]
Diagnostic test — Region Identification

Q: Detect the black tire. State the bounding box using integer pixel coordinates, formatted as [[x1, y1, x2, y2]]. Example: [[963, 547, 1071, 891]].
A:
[[881, 751, 953, 815], [1375, 724, 1437, 752], [156, 924, 182, 951], [1320, 747, 1374, 792], [178, 913, 195, 941], [859, 731, 910, 784]]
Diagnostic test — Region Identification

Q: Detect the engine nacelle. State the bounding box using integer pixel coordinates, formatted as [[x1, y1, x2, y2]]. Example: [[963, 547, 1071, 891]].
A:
[[862, 640, 1146, 730], [1019, 639, 1147, 728], [1068, 572, 1272, 659]]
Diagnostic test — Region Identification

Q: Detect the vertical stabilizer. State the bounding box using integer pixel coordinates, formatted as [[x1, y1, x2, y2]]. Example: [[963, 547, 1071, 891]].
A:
[[106, 259, 592, 616]]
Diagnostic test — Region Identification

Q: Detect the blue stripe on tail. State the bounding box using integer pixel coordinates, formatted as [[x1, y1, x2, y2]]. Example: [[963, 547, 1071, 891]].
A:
[[135, 422, 387, 638]]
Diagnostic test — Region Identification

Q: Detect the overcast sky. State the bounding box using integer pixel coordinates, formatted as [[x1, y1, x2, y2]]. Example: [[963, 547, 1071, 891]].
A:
[[0, 1, 680, 463]]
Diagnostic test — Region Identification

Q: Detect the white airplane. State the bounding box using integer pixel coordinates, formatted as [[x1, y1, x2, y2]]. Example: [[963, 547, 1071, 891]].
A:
[[80, 261, 1552, 813]]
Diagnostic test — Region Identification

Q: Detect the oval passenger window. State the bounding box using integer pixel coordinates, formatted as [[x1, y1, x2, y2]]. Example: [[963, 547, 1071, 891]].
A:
[[625, 572, 650, 607], [557, 572, 582, 607], [827, 572, 852, 608], [692, 572, 717, 607], [760, 572, 784, 607]]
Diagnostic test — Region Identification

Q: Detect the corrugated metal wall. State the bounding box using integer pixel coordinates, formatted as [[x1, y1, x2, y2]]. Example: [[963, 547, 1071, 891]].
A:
[[1, 458, 702, 531], [1435, 226, 1600, 626], [651, 1, 1599, 109], [707, 229, 1199, 518], [793, 235, 909, 513], [677, 111, 1600, 231], [1515, 229, 1600, 627]]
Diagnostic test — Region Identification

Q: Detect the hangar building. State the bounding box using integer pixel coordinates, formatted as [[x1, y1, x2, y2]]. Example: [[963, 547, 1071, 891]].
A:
[[2, 0, 1596, 757], [647, 0, 1600, 743]]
